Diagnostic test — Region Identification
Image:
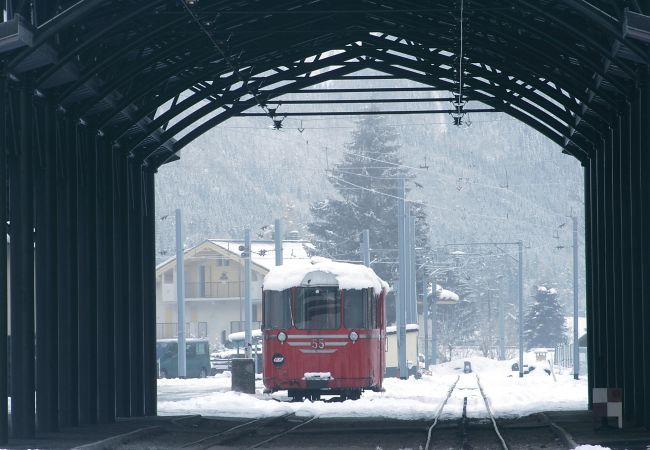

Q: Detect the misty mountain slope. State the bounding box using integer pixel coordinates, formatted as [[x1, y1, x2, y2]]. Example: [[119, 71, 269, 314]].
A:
[[155, 81, 584, 309]]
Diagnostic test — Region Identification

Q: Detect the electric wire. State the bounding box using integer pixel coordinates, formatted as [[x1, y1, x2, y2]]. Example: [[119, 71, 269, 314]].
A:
[[327, 173, 578, 233], [179, 1, 275, 124]]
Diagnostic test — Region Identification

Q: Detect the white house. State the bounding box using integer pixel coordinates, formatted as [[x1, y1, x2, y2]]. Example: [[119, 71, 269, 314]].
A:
[[155, 239, 312, 347]]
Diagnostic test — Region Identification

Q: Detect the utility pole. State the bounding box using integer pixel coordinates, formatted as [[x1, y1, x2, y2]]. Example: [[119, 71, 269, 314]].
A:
[[397, 178, 408, 378], [518, 241, 524, 378], [274, 219, 283, 266], [430, 278, 437, 365], [361, 229, 370, 267], [498, 283, 505, 360], [244, 229, 252, 359], [175, 208, 186, 378], [572, 216, 579, 379], [423, 279, 428, 367], [409, 214, 417, 324]]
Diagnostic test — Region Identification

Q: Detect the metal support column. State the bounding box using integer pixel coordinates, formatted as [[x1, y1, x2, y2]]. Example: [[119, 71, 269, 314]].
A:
[[114, 148, 130, 417], [128, 158, 144, 414], [604, 127, 618, 387], [77, 125, 98, 425], [423, 279, 428, 367], [430, 278, 437, 365], [34, 99, 58, 432], [517, 241, 523, 378], [244, 229, 252, 359], [56, 115, 78, 427], [397, 178, 407, 378], [409, 214, 416, 324], [175, 208, 186, 378], [142, 168, 157, 415], [612, 116, 626, 404], [584, 161, 594, 409], [631, 85, 645, 425], [10, 82, 35, 437], [640, 75, 650, 428], [619, 107, 635, 417], [572, 216, 579, 380], [96, 136, 115, 423], [0, 71, 8, 445]]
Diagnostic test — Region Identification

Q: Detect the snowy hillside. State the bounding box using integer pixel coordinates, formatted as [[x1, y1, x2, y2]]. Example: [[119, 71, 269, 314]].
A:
[[155, 77, 584, 312]]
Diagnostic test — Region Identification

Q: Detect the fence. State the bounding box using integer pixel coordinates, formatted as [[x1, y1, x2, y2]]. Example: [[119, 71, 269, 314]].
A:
[[230, 321, 261, 333], [554, 343, 588, 374], [156, 321, 208, 339]]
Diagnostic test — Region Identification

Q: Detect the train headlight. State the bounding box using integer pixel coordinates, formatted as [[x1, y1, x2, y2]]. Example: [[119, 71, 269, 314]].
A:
[[277, 331, 287, 343], [349, 331, 359, 342]]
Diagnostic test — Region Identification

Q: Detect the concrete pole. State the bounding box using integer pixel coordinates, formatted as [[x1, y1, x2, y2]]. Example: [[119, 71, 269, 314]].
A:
[[274, 219, 283, 266], [518, 241, 524, 378], [175, 208, 186, 378], [397, 178, 408, 378], [409, 214, 417, 325], [498, 284, 505, 360], [361, 229, 370, 267], [423, 279, 429, 368], [244, 229, 252, 359], [431, 279, 437, 365], [572, 216, 579, 379]]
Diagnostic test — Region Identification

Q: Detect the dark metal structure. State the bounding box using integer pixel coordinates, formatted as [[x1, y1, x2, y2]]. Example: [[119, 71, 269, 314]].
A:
[[0, 0, 649, 442]]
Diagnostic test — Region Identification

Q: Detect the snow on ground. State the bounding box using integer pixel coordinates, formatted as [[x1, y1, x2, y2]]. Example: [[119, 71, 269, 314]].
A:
[[157, 355, 588, 422], [158, 355, 594, 448]]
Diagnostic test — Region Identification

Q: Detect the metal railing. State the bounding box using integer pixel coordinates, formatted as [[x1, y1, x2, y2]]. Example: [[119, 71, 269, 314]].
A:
[[156, 321, 208, 339], [185, 281, 245, 298]]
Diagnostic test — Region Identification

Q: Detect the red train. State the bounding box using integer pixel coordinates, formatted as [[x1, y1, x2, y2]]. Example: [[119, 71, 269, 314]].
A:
[[262, 257, 388, 401]]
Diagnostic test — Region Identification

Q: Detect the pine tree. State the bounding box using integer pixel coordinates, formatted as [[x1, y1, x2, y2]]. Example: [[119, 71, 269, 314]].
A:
[[307, 114, 431, 321], [523, 285, 568, 349]]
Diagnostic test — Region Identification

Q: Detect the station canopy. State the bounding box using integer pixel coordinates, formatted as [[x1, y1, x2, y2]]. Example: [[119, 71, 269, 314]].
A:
[[5, 0, 649, 168]]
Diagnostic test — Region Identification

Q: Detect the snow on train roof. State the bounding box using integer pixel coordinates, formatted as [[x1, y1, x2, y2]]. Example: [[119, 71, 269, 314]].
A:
[[263, 257, 389, 292]]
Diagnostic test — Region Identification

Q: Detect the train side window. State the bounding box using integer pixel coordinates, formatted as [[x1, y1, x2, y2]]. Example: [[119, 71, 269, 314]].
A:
[[295, 287, 341, 329], [262, 289, 292, 329], [344, 289, 365, 329]]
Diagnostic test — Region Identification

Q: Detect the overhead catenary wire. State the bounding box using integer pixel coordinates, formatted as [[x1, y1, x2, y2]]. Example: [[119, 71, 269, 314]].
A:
[[327, 174, 578, 233], [179, 0, 277, 126]]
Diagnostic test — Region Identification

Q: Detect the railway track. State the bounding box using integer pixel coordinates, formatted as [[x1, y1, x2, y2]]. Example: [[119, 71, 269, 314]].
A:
[[106, 374, 578, 449], [425, 373, 573, 450]]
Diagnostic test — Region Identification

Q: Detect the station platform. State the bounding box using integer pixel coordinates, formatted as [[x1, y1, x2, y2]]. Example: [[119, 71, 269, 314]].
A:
[[0, 410, 648, 449]]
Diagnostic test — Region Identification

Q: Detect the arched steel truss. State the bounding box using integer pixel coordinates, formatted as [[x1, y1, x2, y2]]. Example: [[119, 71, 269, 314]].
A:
[[1, 0, 649, 443]]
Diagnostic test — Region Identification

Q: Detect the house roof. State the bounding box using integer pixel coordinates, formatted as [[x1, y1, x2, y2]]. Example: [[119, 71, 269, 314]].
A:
[[155, 239, 313, 274], [208, 239, 312, 272]]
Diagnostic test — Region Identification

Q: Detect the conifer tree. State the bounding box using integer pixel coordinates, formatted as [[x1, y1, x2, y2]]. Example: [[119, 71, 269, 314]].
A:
[[308, 115, 431, 321], [523, 285, 568, 349]]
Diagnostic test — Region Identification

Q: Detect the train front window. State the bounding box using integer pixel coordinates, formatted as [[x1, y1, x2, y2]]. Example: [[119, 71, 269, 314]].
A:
[[262, 289, 292, 329], [295, 287, 341, 329], [344, 288, 374, 329]]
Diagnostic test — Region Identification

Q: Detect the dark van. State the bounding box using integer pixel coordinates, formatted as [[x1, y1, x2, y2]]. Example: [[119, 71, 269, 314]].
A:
[[156, 338, 211, 379]]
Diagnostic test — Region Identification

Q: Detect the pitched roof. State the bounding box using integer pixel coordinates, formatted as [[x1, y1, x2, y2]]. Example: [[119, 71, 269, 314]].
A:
[[156, 238, 313, 273]]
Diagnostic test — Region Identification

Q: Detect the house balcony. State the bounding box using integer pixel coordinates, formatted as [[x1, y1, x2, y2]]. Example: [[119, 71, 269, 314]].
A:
[[181, 281, 263, 301]]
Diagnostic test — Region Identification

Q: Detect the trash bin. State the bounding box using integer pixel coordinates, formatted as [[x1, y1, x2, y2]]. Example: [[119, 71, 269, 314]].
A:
[[231, 358, 255, 394], [463, 361, 472, 373]]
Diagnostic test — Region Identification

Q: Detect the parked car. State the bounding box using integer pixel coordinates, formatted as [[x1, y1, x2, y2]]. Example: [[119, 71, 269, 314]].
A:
[[210, 350, 235, 375], [157, 338, 211, 379]]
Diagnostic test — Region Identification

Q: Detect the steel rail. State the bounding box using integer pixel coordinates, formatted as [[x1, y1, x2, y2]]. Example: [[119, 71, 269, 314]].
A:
[[424, 375, 460, 450], [180, 416, 267, 448], [476, 374, 509, 450], [246, 414, 319, 449]]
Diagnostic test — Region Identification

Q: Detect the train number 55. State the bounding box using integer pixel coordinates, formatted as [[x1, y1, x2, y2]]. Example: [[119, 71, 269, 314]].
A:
[[311, 339, 325, 349]]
